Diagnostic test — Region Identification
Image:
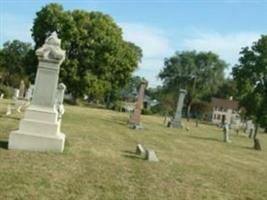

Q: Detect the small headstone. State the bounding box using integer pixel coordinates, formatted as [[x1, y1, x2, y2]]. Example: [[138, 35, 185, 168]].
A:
[[136, 144, 146, 157], [223, 123, 231, 143], [0, 93, 4, 99], [145, 149, 159, 162], [6, 105, 12, 116], [186, 127, 190, 131], [19, 80, 25, 99], [13, 89, 19, 100]]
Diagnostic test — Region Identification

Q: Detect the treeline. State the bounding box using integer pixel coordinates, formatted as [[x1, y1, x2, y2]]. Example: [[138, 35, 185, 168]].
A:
[[0, 3, 266, 131]]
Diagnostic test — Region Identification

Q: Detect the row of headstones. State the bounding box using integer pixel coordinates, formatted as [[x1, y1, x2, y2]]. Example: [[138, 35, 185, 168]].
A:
[[3, 82, 34, 116]]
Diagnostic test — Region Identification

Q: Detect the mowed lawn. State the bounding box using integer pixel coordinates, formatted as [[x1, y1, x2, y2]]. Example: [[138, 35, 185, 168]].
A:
[[0, 99, 267, 200]]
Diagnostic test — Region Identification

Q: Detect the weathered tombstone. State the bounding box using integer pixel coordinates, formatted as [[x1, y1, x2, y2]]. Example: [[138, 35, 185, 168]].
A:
[[8, 32, 66, 152], [18, 80, 25, 99], [6, 105, 12, 116], [145, 149, 159, 162], [171, 89, 187, 128], [25, 84, 34, 101], [248, 128, 255, 138], [136, 144, 146, 157], [13, 89, 19, 100], [129, 80, 147, 129], [0, 93, 4, 99], [223, 123, 231, 143]]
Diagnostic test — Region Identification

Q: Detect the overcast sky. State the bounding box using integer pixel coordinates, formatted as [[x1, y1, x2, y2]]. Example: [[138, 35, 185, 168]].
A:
[[0, 0, 266, 87]]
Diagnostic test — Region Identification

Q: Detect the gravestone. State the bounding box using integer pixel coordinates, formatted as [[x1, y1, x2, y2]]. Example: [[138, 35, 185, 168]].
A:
[[9, 32, 66, 152], [18, 80, 25, 99], [223, 123, 231, 143], [171, 89, 187, 128], [136, 144, 146, 157], [13, 89, 19, 100], [145, 149, 159, 162], [129, 80, 147, 129], [0, 93, 4, 99], [25, 84, 34, 101], [6, 105, 12, 116]]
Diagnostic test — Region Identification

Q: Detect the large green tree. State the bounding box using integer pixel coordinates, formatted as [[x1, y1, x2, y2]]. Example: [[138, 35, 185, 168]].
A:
[[0, 40, 32, 87], [159, 51, 227, 118], [233, 35, 267, 149], [31, 3, 142, 101]]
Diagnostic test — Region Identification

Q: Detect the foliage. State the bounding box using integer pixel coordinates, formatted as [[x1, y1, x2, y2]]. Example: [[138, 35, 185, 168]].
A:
[[214, 78, 237, 99], [159, 51, 227, 117], [31, 3, 142, 101], [0, 85, 14, 98], [0, 40, 32, 87], [233, 35, 267, 131]]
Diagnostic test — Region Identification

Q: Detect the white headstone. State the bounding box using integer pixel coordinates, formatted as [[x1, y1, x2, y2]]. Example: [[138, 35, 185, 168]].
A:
[[145, 150, 159, 162], [6, 105, 12, 116], [136, 144, 146, 157], [8, 32, 66, 152]]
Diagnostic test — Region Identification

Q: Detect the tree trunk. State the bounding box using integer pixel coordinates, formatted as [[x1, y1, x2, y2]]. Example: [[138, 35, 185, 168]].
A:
[[186, 102, 192, 121], [253, 123, 262, 150]]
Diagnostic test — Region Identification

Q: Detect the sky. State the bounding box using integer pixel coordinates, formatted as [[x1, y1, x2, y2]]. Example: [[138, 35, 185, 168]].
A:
[[0, 0, 266, 87]]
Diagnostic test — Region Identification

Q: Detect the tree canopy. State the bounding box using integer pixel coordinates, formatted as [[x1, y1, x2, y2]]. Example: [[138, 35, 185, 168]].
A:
[[31, 3, 142, 101], [0, 40, 32, 87], [159, 51, 227, 117], [233, 35, 267, 131]]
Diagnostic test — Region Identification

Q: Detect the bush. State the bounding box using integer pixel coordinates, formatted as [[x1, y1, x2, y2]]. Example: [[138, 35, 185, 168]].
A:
[[0, 85, 14, 98]]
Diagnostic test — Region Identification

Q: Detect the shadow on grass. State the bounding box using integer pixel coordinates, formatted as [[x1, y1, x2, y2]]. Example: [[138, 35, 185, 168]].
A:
[[0, 140, 8, 149], [122, 150, 144, 160], [187, 135, 221, 143], [101, 117, 128, 127]]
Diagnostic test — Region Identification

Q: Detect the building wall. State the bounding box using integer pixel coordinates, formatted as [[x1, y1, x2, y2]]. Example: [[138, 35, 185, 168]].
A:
[[211, 108, 237, 125]]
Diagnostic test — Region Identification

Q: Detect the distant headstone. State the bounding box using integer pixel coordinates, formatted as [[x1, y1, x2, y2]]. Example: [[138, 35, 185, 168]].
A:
[[223, 123, 231, 143], [13, 89, 19, 100], [145, 149, 159, 162], [248, 128, 255, 139], [6, 105, 12, 116], [9, 32, 66, 152], [25, 84, 34, 101], [0, 93, 4, 99], [129, 80, 147, 129], [136, 144, 146, 157], [18, 80, 25, 99], [171, 89, 187, 128]]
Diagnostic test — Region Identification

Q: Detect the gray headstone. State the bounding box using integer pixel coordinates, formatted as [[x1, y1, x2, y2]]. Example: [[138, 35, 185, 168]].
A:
[[223, 123, 231, 143], [145, 149, 159, 162], [171, 89, 187, 128]]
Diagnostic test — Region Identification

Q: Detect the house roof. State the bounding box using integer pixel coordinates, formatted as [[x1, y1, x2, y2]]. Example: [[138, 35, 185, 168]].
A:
[[211, 97, 239, 110]]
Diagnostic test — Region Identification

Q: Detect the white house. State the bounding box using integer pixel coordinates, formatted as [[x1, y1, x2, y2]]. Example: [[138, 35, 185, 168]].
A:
[[211, 97, 240, 126]]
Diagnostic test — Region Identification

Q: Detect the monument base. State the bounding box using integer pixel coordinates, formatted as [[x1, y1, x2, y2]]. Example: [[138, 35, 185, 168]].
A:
[[8, 131, 65, 152], [128, 123, 144, 130], [170, 120, 183, 128]]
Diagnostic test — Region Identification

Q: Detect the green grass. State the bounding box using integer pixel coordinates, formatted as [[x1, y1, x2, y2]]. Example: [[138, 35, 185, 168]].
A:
[[0, 99, 267, 200]]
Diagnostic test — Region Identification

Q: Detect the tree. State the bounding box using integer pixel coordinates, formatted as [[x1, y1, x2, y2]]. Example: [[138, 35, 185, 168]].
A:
[[214, 78, 237, 99], [159, 51, 227, 118], [0, 40, 32, 87], [31, 3, 142, 102], [233, 35, 267, 149]]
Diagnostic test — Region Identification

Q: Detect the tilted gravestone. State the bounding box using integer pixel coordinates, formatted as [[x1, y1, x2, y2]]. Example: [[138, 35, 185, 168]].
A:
[[171, 89, 187, 128], [129, 80, 147, 129], [8, 32, 66, 152], [136, 144, 146, 157], [145, 149, 159, 162]]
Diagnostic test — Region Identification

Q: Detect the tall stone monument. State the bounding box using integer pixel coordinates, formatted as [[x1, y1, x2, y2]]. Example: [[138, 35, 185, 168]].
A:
[[129, 80, 147, 129], [171, 89, 187, 128], [9, 32, 66, 152]]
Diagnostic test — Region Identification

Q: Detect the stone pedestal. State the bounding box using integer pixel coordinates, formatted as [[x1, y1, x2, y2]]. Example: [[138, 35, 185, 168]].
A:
[[9, 32, 66, 152], [171, 89, 187, 128]]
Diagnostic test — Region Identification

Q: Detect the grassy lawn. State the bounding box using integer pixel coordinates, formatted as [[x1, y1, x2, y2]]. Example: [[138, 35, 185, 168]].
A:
[[0, 99, 267, 200]]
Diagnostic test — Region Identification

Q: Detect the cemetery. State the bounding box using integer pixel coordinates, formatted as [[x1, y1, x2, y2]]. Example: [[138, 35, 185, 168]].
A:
[[0, 1, 267, 200]]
